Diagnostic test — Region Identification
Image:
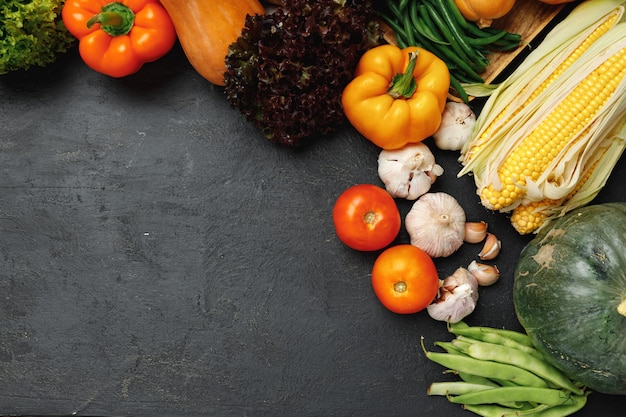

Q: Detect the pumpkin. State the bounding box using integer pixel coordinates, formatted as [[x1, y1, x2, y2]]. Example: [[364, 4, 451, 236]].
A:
[[453, 0, 516, 28], [513, 202, 626, 395], [159, 0, 266, 86]]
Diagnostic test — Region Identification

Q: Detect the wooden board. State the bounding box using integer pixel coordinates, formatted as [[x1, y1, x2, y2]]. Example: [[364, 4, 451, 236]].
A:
[[382, 2, 567, 87], [484, 2, 566, 84]]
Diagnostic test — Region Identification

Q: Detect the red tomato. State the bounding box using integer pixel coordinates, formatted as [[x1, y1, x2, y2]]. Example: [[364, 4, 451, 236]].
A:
[[371, 244, 439, 314], [333, 184, 401, 251]]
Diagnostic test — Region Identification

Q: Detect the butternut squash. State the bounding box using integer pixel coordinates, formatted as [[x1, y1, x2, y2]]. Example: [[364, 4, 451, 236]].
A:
[[453, 0, 516, 28], [160, 0, 266, 86]]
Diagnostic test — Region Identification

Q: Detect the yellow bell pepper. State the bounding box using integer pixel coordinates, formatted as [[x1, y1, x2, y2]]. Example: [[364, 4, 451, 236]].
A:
[[342, 44, 450, 150]]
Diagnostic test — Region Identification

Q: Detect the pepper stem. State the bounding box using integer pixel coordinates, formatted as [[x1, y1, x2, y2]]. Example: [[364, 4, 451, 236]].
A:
[[86, 2, 135, 36], [387, 51, 419, 99]]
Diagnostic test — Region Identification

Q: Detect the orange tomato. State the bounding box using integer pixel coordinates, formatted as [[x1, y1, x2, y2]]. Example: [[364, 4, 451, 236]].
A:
[[371, 244, 439, 314], [332, 184, 401, 251]]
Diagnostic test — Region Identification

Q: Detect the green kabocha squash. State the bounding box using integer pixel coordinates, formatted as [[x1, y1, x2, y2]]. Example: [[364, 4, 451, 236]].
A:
[[513, 202, 626, 395]]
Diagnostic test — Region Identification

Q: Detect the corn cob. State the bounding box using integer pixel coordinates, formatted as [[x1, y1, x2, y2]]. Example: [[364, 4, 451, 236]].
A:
[[456, 1, 626, 233], [479, 47, 626, 211], [510, 135, 623, 234], [461, 9, 622, 163], [459, 1, 625, 167]]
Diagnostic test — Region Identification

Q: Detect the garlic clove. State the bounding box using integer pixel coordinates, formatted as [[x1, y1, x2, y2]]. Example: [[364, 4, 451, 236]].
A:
[[464, 221, 488, 243], [405, 192, 466, 258], [478, 233, 501, 260], [426, 170, 440, 184], [468, 260, 500, 286], [440, 266, 478, 296]]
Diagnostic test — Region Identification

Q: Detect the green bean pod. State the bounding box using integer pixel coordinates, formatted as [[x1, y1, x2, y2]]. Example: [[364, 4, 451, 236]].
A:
[[439, 0, 493, 39], [457, 371, 499, 387], [424, 350, 550, 389], [465, 30, 508, 46], [465, 340, 584, 394], [449, 322, 535, 347], [422, 2, 486, 75], [462, 403, 525, 417], [379, 13, 409, 48], [409, 0, 450, 46], [439, 0, 519, 46], [494, 377, 528, 388], [448, 386, 579, 406], [403, 13, 419, 46], [519, 392, 589, 417], [449, 337, 474, 353], [427, 381, 495, 396], [464, 402, 562, 417], [427, 0, 488, 67], [434, 340, 468, 355], [381, 0, 523, 101], [452, 331, 545, 360]]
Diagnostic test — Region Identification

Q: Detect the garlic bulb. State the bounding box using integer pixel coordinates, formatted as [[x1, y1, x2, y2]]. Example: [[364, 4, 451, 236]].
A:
[[427, 267, 479, 323], [433, 102, 476, 151], [405, 192, 466, 257], [377, 143, 444, 200]]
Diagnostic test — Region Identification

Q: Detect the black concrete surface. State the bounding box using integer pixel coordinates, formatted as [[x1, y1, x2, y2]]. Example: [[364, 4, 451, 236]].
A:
[[0, 43, 624, 417]]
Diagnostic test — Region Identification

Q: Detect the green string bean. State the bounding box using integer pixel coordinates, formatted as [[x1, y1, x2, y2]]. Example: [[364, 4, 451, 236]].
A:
[[449, 321, 535, 347], [422, 323, 589, 416], [448, 386, 578, 406], [427, 381, 496, 396], [381, 0, 522, 101], [452, 331, 544, 360], [466, 340, 584, 394], [424, 349, 550, 389]]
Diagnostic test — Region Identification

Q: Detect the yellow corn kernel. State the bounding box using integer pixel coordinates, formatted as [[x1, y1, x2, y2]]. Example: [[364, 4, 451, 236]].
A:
[[481, 47, 626, 211], [526, 12, 619, 103], [464, 110, 506, 161], [510, 200, 554, 235], [510, 144, 610, 234], [465, 12, 619, 162]]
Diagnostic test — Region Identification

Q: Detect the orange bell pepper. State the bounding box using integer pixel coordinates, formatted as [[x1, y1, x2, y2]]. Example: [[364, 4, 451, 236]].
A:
[[62, 0, 176, 77], [341, 45, 450, 150]]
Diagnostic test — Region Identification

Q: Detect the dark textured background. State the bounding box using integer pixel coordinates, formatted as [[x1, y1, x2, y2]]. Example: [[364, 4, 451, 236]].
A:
[[0, 42, 624, 416]]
